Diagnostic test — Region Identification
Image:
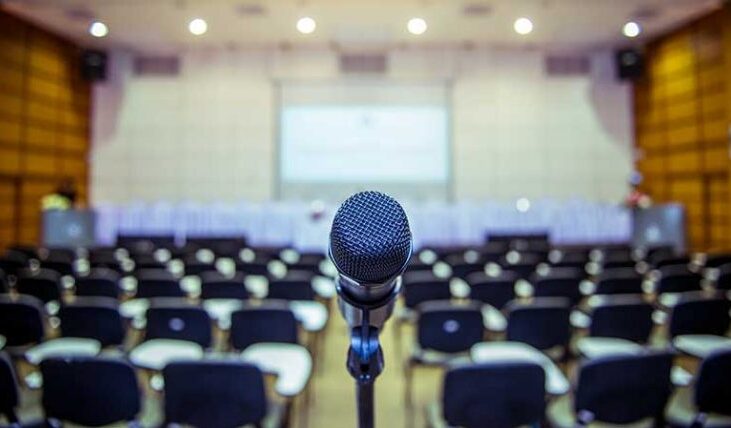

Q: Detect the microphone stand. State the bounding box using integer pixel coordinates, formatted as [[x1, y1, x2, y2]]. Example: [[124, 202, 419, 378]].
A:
[[338, 279, 401, 428]]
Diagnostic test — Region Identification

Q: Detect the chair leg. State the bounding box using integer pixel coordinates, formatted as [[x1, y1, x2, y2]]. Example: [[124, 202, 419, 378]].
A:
[[404, 359, 414, 409]]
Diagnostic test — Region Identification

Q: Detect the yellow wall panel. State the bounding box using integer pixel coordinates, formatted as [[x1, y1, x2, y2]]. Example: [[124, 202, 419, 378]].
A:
[[0, 147, 21, 174], [0, 120, 22, 144]]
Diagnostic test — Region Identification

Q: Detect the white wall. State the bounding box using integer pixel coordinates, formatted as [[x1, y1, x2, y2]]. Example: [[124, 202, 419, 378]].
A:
[[91, 48, 633, 204]]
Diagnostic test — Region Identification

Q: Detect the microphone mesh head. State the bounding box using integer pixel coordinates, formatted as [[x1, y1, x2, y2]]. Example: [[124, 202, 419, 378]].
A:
[[330, 191, 412, 283]]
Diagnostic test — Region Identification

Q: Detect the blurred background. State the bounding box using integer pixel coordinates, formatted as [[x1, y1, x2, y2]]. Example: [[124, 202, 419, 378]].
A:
[[1, 0, 731, 427]]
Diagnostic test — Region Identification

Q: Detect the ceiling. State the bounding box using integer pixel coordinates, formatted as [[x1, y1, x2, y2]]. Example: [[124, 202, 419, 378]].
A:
[[2, 0, 722, 54]]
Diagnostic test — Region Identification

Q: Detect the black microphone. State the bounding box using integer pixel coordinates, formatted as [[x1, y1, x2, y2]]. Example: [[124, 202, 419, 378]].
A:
[[329, 190, 412, 428], [329, 190, 412, 327]]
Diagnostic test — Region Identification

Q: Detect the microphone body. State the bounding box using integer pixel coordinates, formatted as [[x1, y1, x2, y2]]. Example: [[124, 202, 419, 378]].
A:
[[328, 191, 412, 428]]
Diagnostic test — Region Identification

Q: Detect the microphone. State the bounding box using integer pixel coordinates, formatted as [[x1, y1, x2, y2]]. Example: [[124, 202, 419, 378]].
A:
[[329, 191, 412, 428], [329, 190, 412, 328]]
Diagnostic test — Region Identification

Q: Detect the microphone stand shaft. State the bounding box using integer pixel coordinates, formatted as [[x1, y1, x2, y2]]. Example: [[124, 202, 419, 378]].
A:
[[356, 381, 375, 428]]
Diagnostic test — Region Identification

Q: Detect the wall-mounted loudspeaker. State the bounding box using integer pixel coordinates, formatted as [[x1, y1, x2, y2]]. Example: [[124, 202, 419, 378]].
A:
[[80, 49, 108, 81], [615, 48, 644, 81]]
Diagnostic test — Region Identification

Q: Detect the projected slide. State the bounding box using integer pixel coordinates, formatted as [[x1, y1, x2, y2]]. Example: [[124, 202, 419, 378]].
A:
[[278, 84, 450, 202], [282, 106, 448, 182]]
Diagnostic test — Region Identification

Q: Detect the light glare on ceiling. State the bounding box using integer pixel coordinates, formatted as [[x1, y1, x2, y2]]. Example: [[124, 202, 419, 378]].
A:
[[407, 17, 428, 35], [297, 16, 317, 34], [89, 21, 108, 38], [516, 197, 531, 212], [188, 18, 208, 36], [514, 17, 533, 35], [623, 21, 641, 38]]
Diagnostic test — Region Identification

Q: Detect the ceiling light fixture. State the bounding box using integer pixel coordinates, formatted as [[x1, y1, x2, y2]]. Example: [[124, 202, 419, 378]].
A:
[[513, 17, 533, 35], [89, 21, 108, 38], [297, 16, 317, 34], [623, 21, 641, 38], [189, 18, 208, 36], [407, 17, 427, 35]]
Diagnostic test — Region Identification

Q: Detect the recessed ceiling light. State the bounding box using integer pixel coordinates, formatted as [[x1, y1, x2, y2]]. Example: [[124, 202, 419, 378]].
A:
[[513, 17, 533, 35], [189, 18, 208, 36], [623, 21, 641, 38], [89, 21, 108, 38], [407, 17, 427, 35], [297, 16, 317, 34], [516, 197, 531, 213]]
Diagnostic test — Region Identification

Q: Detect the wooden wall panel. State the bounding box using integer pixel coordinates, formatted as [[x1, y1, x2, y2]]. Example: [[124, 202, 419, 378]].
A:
[[635, 8, 731, 251], [0, 10, 91, 249]]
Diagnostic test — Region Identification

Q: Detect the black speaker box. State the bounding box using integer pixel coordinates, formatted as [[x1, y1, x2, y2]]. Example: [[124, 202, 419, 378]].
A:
[[80, 49, 108, 81], [615, 48, 644, 81]]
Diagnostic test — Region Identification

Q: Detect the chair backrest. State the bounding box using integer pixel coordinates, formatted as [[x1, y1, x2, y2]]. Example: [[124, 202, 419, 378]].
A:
[[41, 357, 140, 426], [135, 269, 183, 298], [16, 268, 62, 303], [589, 298, 654, 343], [183, 261, 216, 276], [717, 262, 731, 290], [267, 273, 315, 301], [200, 278, 250, 300], [443, 361, 545, 428], [145, 305, 212, 347], [0, 294, 45, 346], [229, 302, 298, 350], [706, 254, 731, 268], [694, 349, 731, 416], [575, 352, 673, 424], [0, 251, 28, 277], [531, 270, 583, 306], [656, 265, 702, 294], [75, 268, 121, 298], [163, 360, 267, 427], [595, 268, 643, 295], [417, 301, 484, 353], [465, 271, 517, 310], [58, 298, 125, 347], [669, 296, 731, 338], [506, 298, 571, 351], [0, 352, 19, 422], [402, 276, 452, 309], [0, 269, 7, 293], [448, 262, 485, 280]]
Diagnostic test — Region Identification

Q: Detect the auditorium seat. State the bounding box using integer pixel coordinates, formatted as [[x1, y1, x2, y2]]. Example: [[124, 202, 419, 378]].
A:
[[402, 272, 452, 313], [131, 252, 167, 271], [666, 349, 731, 427], [163, 360, 283, 427], [499, 251, 543, 279], [575, 295, 654, 359], [232, 301, 313, 399], [704, 253, 731, 269], [465, 270, 518, 310], [0, 270, 7, 294], [593, 268, 644, 295], [426, 361, 546, 428], [446, 260, 485, 280], [0, 295, 45, 351], [40, 357, 141, 425], [549, 247, 590, 270], [0, 250, 29, 279], [134, 269, 184, 298], [670, 295, 731, 359], [0, 352, 24, 424], [56, 298, 126, 348], [129, 303, 209, 371], [39, 251, 75, 276], [547, 352, 673, 428], [654, 264, 703, 295], [405, 300, 484, 406], [16, 268, 62, 305], [714, 263, 731, 290], [74, 268, 121, 298], [530, 268, 584, 306], [200, 272, 250, 300], [505, 298, 571, 359], [267, 271, 317, 301]]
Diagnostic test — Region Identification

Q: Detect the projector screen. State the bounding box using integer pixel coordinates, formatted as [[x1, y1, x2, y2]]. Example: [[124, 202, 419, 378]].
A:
[[278, 81, 450, 201]]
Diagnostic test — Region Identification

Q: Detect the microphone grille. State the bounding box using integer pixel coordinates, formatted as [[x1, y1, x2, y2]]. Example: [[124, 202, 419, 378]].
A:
[[330, 191, 412, 283]]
